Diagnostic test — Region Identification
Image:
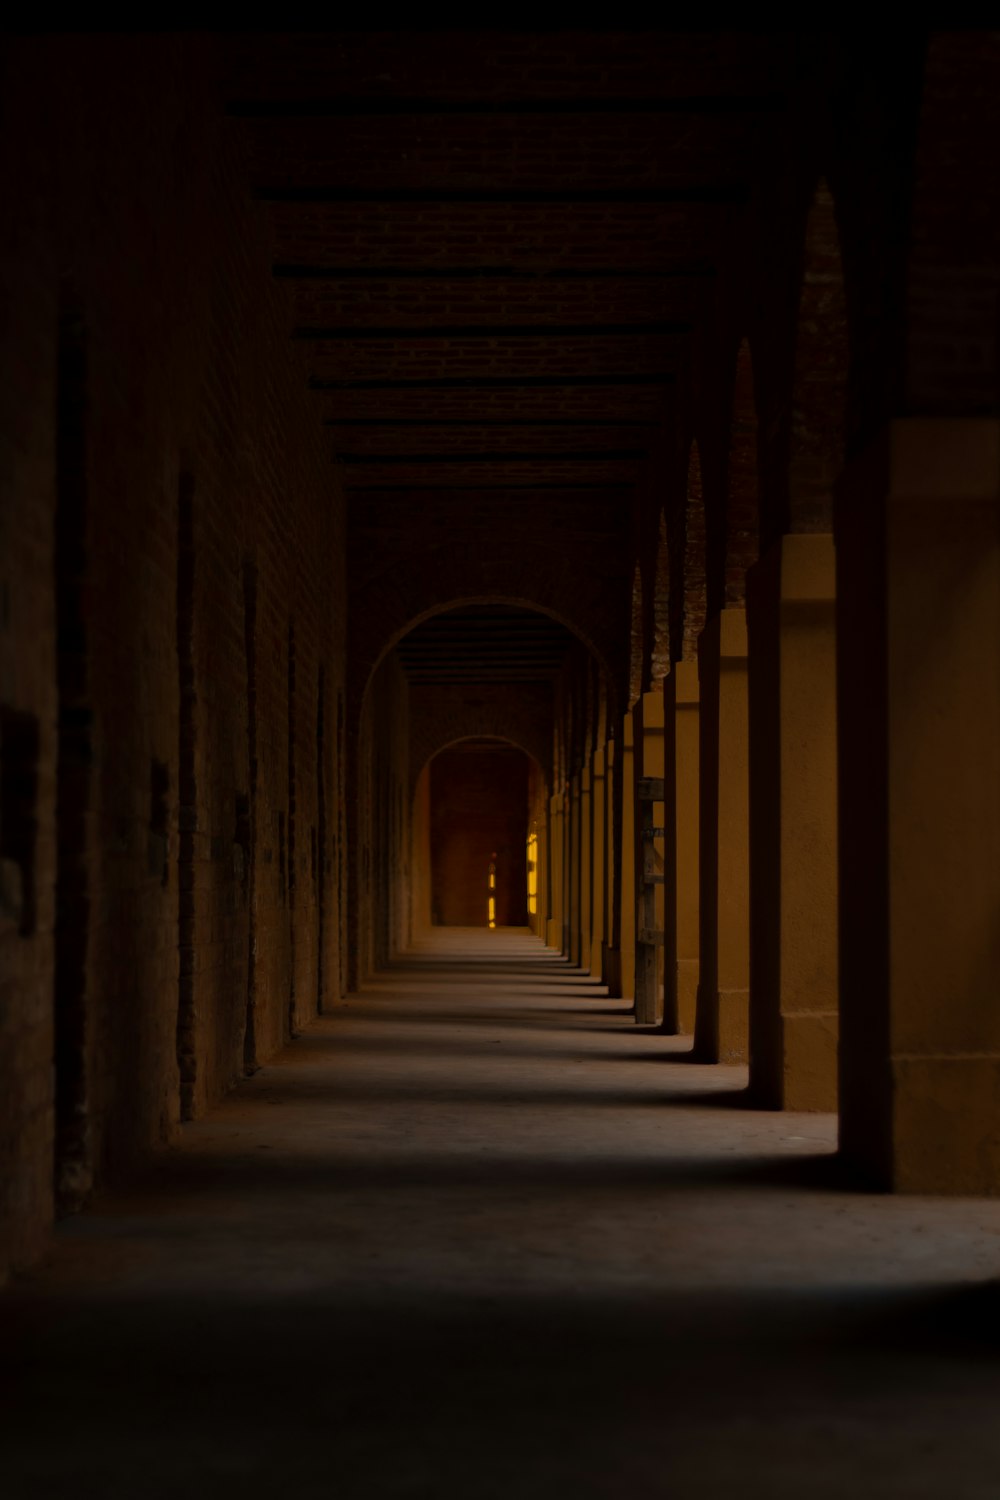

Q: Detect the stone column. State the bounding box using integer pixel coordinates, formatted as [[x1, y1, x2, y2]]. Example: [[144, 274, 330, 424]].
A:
[[590, 746, 606, 976], [619, 712, 636, 1001], [663, 661, 700, 1034], [695, 608, 750, 1063], [562, 785, 572, 956], [838, 419, 1000, 1191], [568, 774, 582, 963], [580, 765, 592, 970], [533, 814, 548, 941], [546, 791, 564, 951], [634, 691, 666, 1023], [602, 738, 617, 987], [747, 535, 838, 1110]]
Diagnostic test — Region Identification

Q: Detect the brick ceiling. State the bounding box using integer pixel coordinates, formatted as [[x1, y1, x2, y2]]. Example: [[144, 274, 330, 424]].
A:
[[396, 605, 577, 684], [222, 32, 791, 687]]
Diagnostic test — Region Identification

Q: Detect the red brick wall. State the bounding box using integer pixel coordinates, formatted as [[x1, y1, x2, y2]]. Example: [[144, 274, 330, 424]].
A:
[[0, 36, 346, 1278]]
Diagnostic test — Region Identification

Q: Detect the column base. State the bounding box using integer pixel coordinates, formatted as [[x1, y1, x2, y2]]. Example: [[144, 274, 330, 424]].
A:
[[892, 1056, 1000, 1194], [695, 985, 748, 1063], [753, 1011, 838, 1111], [676, 959, 699, 1035], [718, 988, 749, 1063], [620, 947, 635, 1004]]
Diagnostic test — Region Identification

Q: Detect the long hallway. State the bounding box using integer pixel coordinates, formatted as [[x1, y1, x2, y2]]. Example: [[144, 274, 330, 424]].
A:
[[5, 930, 1000, 1497]]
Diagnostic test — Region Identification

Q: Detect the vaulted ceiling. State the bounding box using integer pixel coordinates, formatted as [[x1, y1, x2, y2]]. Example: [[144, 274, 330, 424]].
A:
[[224, 32, 788, 499], [222, 32, 793, 703]]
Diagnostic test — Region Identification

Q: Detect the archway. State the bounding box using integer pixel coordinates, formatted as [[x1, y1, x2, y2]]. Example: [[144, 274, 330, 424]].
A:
[[683, 440, 706, 660], [723, 339, 760, 608], [789, 178, 849, 529], [627, 563, 643, 709], [414, 738, 541, 932], [651, 510, 670, 684], [353, 599, 610, 982]]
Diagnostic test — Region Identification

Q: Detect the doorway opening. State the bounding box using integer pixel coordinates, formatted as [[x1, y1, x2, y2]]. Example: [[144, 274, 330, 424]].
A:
[[428, 741, 529, 928]]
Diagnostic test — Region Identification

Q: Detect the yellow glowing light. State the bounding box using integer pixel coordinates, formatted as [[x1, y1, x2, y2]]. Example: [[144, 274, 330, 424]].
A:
[[526, 830, 538, 915], [487, 859, 499, 927]]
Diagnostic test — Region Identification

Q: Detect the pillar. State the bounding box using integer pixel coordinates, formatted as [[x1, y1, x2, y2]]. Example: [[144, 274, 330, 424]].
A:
[[534, 814, 549, 940], [695, 608, 749, 1063], [838, 419, 1000, 1191], [620, 712, 636, 1000], [747, 535, 838, 1110], [602, 739, 617, 987], [663, 661, 699, 1034], [546, 791, 564, 951], [410, 763, 432, 940], [590, 747, 606, 976], [634, 690, 665, 1023], [568, 774, 582, 963], [580, 766, 592, 970]]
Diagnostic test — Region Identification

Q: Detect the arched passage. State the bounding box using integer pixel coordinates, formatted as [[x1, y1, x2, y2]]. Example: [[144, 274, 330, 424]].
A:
[[627, 563, 643, 709], [662, 439, 706, 1035], [410, 737, 543, 933], [651, 511, 670, 685], [682, 440, 706, 661], [747, 181, 848, 1112], [836, 32, 1000, 1190], [789, 178, 849, 530], [353, 599, 611, 984], [695, 350, 758, 1064], [723, 338, 760, 608]]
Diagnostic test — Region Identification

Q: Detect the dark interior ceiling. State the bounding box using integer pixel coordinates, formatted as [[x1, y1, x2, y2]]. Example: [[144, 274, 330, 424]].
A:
[[396, 605, 576, 684], [223, 32, 790, 684]]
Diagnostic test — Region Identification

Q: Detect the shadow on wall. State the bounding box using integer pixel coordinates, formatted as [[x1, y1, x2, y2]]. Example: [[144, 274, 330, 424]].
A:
[[430, 744, 529, 927]]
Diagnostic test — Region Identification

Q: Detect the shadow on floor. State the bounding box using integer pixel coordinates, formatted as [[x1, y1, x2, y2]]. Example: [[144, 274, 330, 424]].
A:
[[5, 1279, 1000, 1498]]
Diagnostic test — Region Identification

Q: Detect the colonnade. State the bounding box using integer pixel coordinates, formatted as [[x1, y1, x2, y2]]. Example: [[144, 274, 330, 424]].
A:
[[531, 417, 1000, 1197]]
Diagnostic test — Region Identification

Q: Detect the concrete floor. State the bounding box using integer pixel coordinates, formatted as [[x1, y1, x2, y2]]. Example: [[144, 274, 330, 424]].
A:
[[5, 929, 1000, 1497]]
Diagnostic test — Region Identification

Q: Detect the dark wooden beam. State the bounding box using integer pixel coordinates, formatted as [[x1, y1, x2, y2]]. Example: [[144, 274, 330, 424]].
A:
[[228, 95, 785, 118], [345, 482, 637, 491], [256, 185, 744, 204], [274, 264, 715, 280], [327, 418, 661, 427], [311, 372, 673, 391], [336, 450, 647, 464], [295, 322, 689, 340]]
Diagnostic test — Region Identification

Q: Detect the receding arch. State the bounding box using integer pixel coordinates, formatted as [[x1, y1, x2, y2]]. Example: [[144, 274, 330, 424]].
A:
[[416, 733, 544, 786], [789, 177, 849, 530], [723, 338, 760, 607], [359, 593, 616, 722], [408, 686, 551, 801], [628, 563, 643, 709], [651, 510, 670, 684], [683, 440, 706, 661], [419, 738, 538, 930]]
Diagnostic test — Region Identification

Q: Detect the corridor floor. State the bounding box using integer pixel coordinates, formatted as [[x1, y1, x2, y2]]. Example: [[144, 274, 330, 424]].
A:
[[5, 930, 1000, 1498]]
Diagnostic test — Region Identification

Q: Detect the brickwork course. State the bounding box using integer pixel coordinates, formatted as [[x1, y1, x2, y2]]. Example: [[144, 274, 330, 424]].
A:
[[1, 25, 999, 1320]]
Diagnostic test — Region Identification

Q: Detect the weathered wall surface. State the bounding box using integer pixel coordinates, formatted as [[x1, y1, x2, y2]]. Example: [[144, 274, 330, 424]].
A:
[[356, 654, 409, 979], [0, 36, 346, 1280]]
